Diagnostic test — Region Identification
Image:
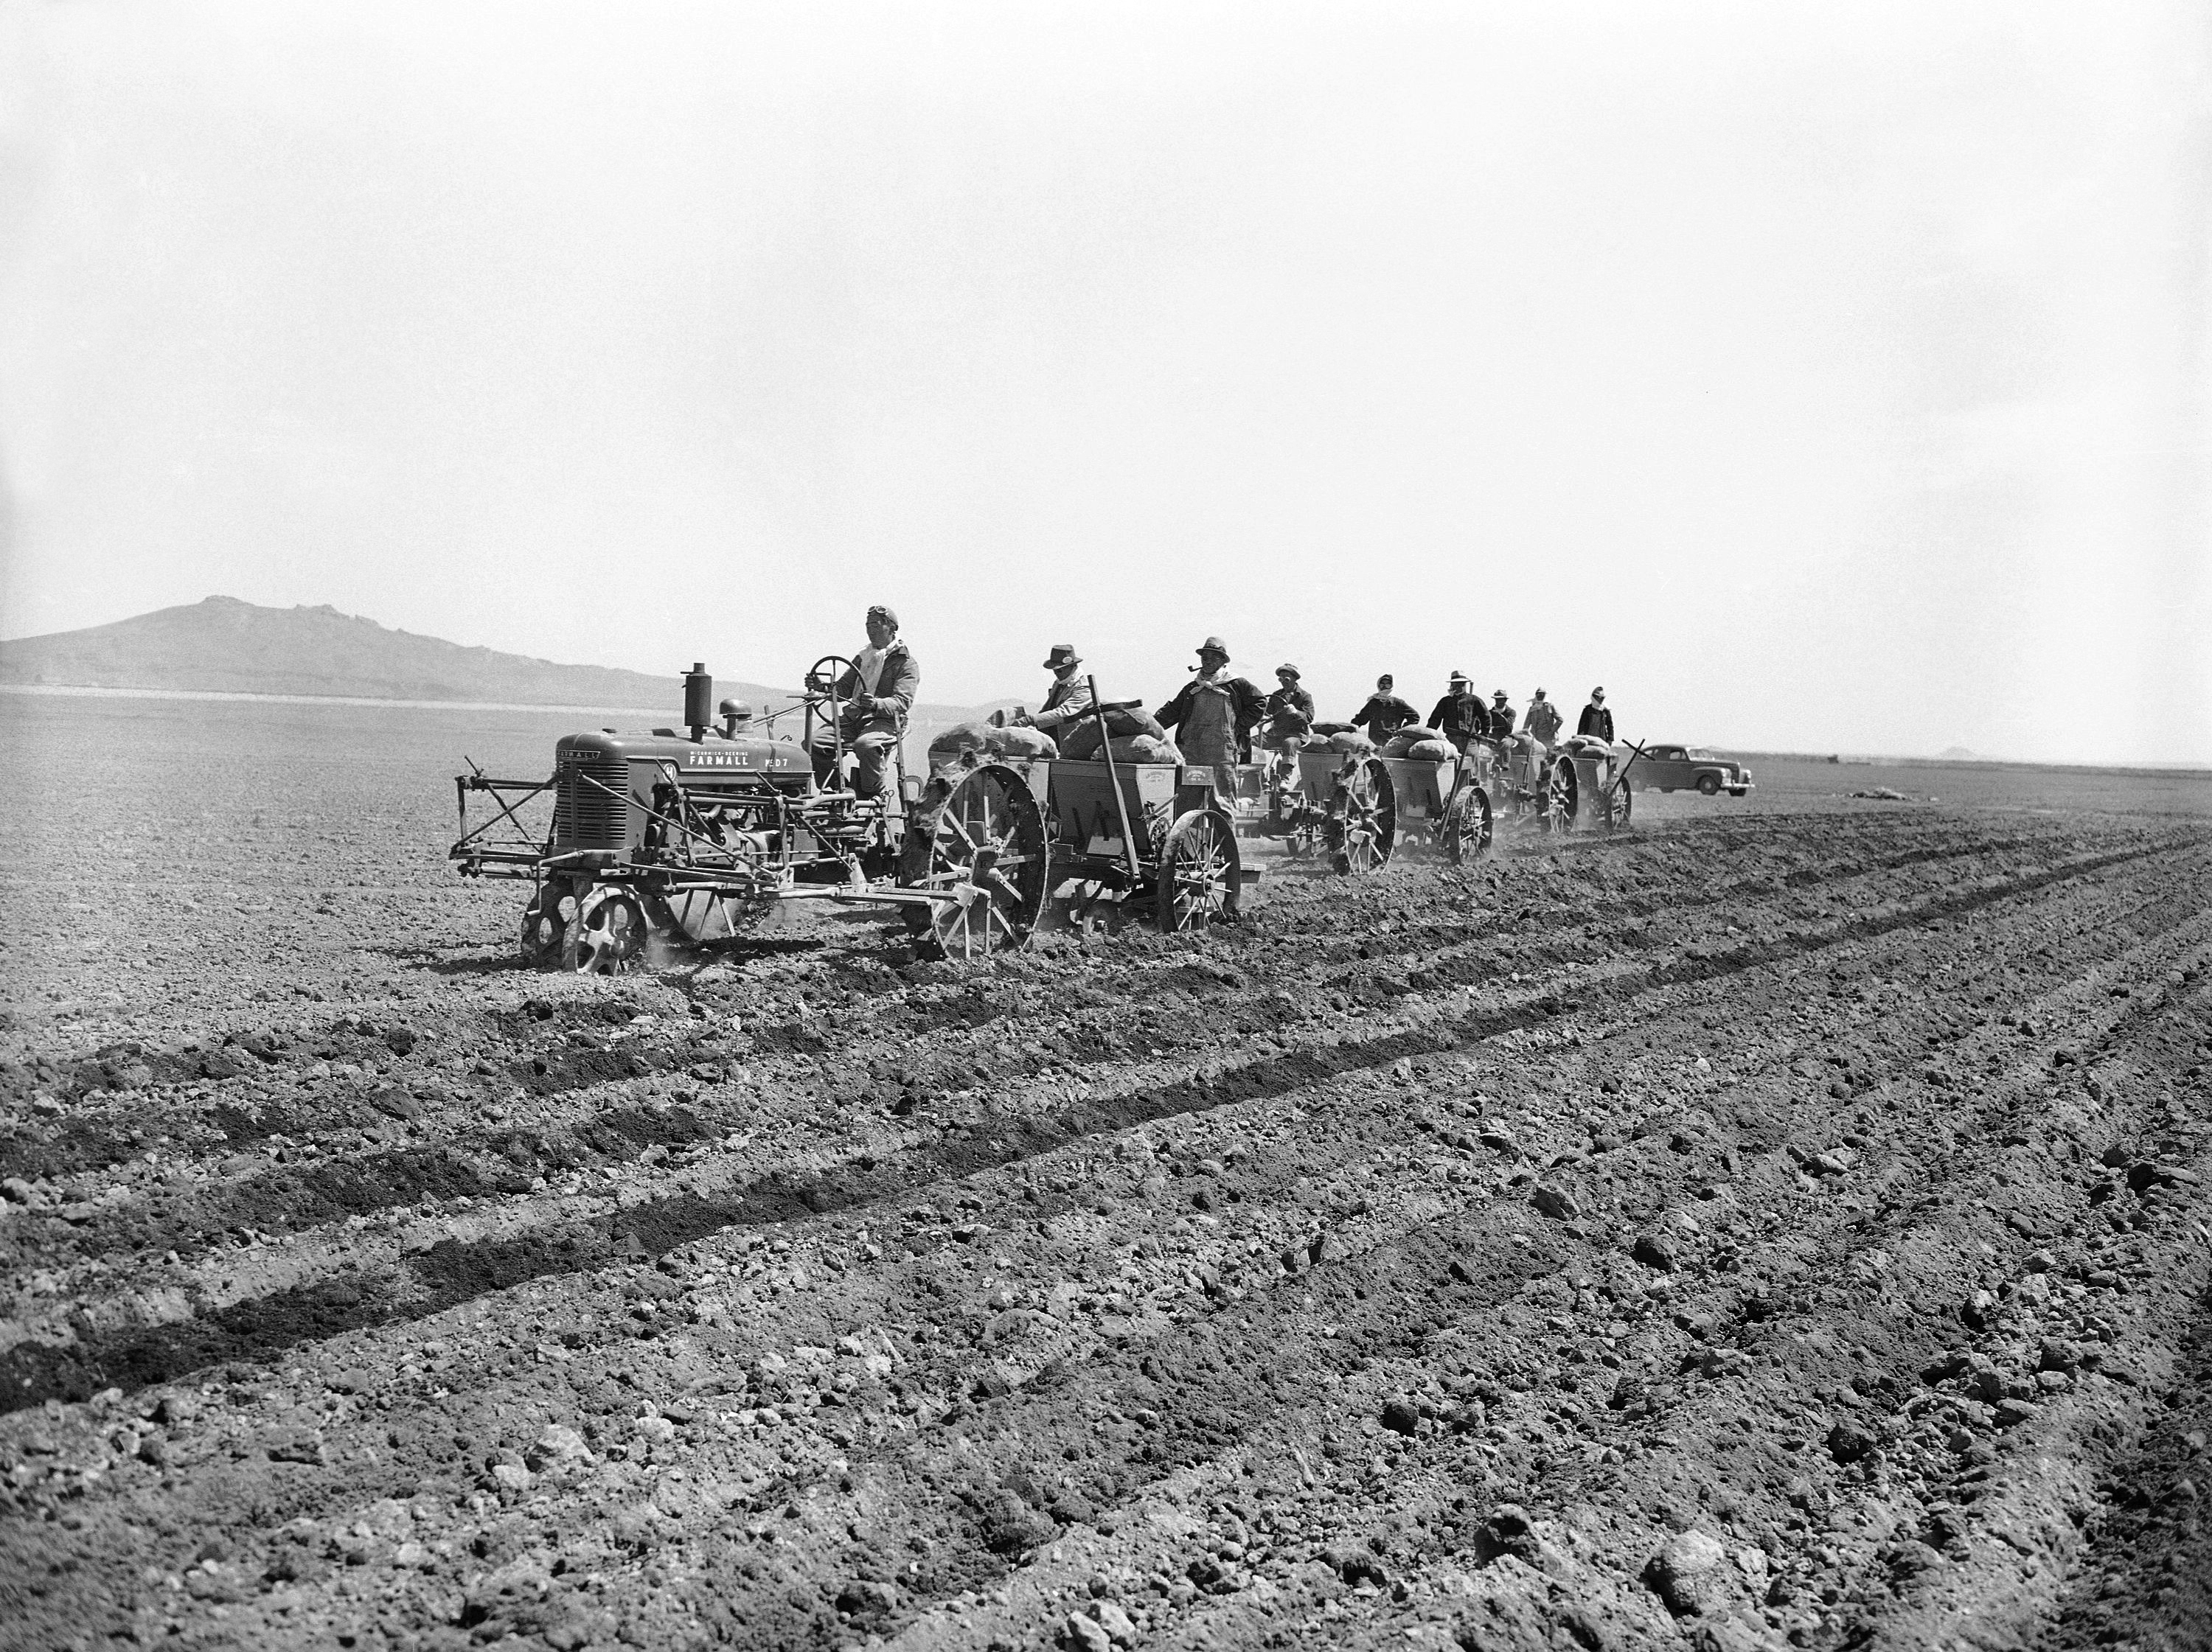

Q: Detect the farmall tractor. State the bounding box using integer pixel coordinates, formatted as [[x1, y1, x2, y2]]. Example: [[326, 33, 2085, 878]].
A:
[[450, 663, 1241, 969]]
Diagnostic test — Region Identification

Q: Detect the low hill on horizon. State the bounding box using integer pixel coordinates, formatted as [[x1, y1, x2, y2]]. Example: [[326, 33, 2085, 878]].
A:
[[2, 596, 838, 714], [0, 597, 1021, 753]]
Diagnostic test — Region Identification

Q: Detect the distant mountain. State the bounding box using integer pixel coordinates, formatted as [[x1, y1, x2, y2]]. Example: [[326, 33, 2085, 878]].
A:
[[1936, 745, 1981, 761], [0, 597, 1013, 739], [0, 596, 791, 711]]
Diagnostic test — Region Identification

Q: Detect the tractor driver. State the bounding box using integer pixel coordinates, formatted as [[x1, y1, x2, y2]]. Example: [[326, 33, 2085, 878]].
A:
[[807, 604, 919, 798]]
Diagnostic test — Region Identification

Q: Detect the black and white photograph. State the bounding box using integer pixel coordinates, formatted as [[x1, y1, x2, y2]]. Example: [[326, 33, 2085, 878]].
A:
[[2, 3, 2209, 1648]]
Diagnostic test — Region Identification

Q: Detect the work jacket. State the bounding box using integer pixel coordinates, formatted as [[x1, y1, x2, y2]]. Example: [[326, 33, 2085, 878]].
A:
[[1350, 692, 1420, 738], [833, 641, 920, 733], [1524, 700, 1563, 743], [1489, 703, 1517, 736], [1264, 686, 1316, 739], [1576, 702, 1614, 742], [1032, 672, 1094, 731], [1427, 693, 1490, 744], [1156, 673, 1265, 755]]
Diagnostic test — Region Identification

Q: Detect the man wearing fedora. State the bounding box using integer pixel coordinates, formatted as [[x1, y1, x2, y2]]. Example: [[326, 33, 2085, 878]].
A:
[[1426, 672, 1489, 755], [1488, 689, 1517, 738], [1015, 643, 1094, 733], [1155, 636, 1264, 795]]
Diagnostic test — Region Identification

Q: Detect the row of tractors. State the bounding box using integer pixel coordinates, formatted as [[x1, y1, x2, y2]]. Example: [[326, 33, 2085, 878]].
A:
[[449, 661, 1639, 969]]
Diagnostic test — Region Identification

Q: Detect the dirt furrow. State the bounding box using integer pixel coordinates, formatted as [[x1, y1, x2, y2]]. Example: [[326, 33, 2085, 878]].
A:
[[5, 831, 2196, 1418]]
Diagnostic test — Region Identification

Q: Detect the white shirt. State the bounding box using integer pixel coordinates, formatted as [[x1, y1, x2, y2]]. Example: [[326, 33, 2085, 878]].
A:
[[852, 645, 888, 695]]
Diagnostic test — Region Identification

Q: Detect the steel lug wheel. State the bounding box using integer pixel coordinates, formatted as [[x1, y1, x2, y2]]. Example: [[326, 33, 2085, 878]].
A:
[[900, 763, 1050, 960], [566, 885, 650, 974]]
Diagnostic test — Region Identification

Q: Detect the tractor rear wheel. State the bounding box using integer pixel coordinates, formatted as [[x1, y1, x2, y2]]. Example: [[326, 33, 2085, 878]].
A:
[[901, 763, 1050, 960], [1157, 809, 1240, 931]]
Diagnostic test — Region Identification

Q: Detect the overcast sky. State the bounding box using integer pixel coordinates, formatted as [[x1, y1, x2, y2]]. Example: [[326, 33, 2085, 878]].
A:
[[2, 1, 2206, 762]]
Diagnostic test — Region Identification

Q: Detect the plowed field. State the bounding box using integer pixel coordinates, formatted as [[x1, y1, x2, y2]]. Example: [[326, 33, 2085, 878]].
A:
[[4, 694, 2211, 1652]]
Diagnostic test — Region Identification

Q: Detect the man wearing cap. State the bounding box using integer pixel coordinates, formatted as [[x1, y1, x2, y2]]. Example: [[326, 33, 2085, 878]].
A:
[[1014, 644, 1093, 733], [1577, 686, 1615, 743], [1426, 673, 1490, 755], [1349, 675, 1421, 741], [1155, 636, 1264, 795], [1263, 664, 1316, 747], [807, 604, 919, 798], [1523, 689, 1562, 747], [1259, 664, 1318, 790]]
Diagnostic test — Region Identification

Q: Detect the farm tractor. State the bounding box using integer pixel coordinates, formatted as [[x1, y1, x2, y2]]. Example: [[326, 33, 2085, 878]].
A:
[[450, 663, 1242, 971]]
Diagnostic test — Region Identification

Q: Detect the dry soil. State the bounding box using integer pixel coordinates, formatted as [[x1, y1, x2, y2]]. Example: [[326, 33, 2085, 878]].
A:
[[3, 693, 2210, 1652]]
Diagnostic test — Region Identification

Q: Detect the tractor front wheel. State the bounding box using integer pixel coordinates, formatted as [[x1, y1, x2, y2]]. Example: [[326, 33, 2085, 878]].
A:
[[566, 885, 650, 974], [521, 881, 582, 968]]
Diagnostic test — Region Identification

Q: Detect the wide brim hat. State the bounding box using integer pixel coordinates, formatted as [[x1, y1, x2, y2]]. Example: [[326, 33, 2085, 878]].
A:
[[1197, 635, 1229, 657], [1042, 644, 1081, 670]]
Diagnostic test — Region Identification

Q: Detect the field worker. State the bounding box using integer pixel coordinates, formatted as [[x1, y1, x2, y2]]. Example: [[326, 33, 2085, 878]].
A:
[[1489, 689, 1517, 737], [1260, 663, 1317, 790], [1524, 689, 1562, 747], [1577, 686, 1615, 743], [1350, 675, 1421, 741], [1155, 635, 1263, 796], [807, 603, 919, 798], [1426, 672, 1489, 754], [1263, 664, 1316, 748], [1013, 644, 1093, 733]]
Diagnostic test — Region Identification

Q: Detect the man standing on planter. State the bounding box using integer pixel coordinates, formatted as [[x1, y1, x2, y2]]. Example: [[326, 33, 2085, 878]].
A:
[[1155, 636, 1264, 798]]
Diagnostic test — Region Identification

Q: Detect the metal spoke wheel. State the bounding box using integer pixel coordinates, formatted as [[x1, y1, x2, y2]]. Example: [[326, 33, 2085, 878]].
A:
[[900, 763, 1050, 960], [1328, 756, 1397, 875], [520, 881, 582, 968], [1157, 809, 1241, 931], [566, 885, 650, 974], [1545, 759, 1577, 834], [1441, 784, 1493, 864], [1602, 775, 1633, 833]]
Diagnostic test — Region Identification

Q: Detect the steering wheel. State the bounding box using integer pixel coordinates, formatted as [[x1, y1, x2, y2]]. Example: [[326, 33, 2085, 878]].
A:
[[804, 655, 855, 760]]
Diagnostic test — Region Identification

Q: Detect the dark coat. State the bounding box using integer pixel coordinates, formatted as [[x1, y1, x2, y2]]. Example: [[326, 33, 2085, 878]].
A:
[[1351, 692, 1420, 736], [1265, 685, 1316, 738], [1576, 702, 1614, 742], [1427, 693, 1490, 742], [1489, 702, 1517, 736]]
